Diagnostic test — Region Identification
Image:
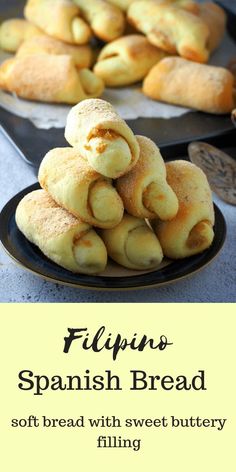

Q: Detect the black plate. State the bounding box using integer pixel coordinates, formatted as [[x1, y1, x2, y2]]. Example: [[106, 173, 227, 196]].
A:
[[0, 183, 226, 290]]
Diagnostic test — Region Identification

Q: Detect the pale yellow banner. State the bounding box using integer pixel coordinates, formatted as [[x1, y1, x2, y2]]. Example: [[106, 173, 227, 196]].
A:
[[0, 304, 235, 471]]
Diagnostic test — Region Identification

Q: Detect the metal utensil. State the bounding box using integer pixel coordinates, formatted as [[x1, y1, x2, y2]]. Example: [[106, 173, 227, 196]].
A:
[[188, 141, 236, 206]]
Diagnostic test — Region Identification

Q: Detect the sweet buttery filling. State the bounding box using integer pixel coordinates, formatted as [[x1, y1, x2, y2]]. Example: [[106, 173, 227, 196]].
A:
[[186, 220, 214, 250]]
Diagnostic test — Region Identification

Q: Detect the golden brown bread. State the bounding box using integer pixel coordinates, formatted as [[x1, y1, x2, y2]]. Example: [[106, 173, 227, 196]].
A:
[[143, 57, 235, 114], [0, 18, 43, 52], [198, 2, 226, 52], [228, 58, 236, 87], [15, 189, 107, 274], [105, 0, 134, 10], [93, 35, 166, 87], [24, 0, 92, 44], [38, 147, 124, 229], [174, 0, 199, 14], [127, 1, 210, 63], [17, 35, 93, 69], [151, 160, 215, 259], [73, 0, 125, 42], [100, 214, 163, 270], [65, 99, 140, 179], [116, 135, 178, 220], [0, 55, 104, 104], [113, 0, 200, 13]]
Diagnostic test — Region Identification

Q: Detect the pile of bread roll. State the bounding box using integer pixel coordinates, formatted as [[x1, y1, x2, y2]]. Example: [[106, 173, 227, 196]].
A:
[[15, 99, 215, 275], [0, 0, 235, 113]]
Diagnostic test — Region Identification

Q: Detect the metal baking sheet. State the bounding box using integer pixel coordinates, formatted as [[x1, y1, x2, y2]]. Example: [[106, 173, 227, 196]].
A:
[[0, 0, 235, 168]]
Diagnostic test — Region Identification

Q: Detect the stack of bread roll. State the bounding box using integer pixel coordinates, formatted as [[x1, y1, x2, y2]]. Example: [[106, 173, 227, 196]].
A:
[[16, 99, 215, 275], [0, 0, 235, 113]]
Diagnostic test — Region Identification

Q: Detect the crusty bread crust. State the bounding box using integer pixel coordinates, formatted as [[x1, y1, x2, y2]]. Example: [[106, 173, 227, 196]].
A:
[[65, 99, 140, 177], [105, 0, 134, 11], [143, 56, 235, 114], [100, 214, 163, 270], [116, 135, 178, 220], [151, 160, 215, 259], [128, 1, 209, 63], [38, 147, 124, 228], [0, 18, 42, 52], [94, 34, 165, 86], [73, 0, 125, 42], [198, 2, 226, 52], [24, 0, 91, 44], [15, 189, 107, 273], [16, 189, 83, 238], [17, 35, 92, 69], [0, 55, 104, 104]]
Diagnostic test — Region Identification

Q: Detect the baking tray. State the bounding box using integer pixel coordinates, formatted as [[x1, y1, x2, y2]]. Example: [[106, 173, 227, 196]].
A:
[[0, 0, 236, 169]]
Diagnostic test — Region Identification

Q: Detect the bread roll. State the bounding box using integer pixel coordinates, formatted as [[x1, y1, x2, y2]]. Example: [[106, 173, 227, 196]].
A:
[[100, 214, 163, 270], [0, 55, 104, 104], [128, 1, 209, 63], [17, 35, 93, 69], [39, 147, 124, 229], [199, 2, 226, 52], [94, 35, 166, 87], [112, 0, 199, 13], [73, 0, 125, 42], [143, 57, 235, 114], [15, 190, 107, 274], [65, 99, 140, 178], [151, 160, 215, 259], [24, 0, 91, 44], [117, 136, 178, 220], [0, 18, 42, 52], [105, 0, 134, 11], [174, 0, 199, 14], [228, 59, 236, 87]]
